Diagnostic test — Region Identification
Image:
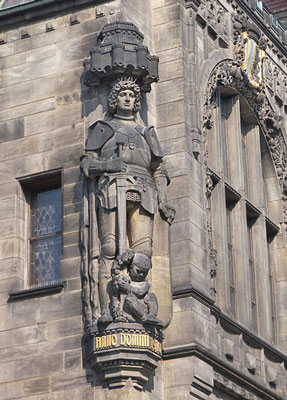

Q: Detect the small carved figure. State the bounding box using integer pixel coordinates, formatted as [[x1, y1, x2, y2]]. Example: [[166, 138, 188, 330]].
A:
[[101, 249, 163, 327], [81, 77, 175, 326]]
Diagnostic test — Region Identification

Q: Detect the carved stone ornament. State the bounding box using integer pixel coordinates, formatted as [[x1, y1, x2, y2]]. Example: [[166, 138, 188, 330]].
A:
[[203, 58, 287, 235], [83, 21, 159, 92], [197, 0, 229, 41], [232, 13, 267, 90], [80, 22, 174, 390], [264, 56, 287, 106], [214, 372, 263, 400]]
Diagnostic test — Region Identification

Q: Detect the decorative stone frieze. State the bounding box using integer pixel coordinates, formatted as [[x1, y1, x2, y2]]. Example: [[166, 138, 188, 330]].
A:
[[214, 372, 264, 400], [264, 57, 287, 105], [246, 352, 257, 374], [223, 338, 234, 361], [205, 168, 220, 299], [266, 366, 277, 388], [183, 0, 203, 12], [196, 0, 229, 43]]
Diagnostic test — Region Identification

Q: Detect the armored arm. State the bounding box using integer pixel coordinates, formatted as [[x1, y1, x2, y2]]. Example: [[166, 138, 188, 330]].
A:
[[153, 160, 175, 225], [80, 153, 127, 178], [146, 124, 175, 224], [80, 120, 127, 178]]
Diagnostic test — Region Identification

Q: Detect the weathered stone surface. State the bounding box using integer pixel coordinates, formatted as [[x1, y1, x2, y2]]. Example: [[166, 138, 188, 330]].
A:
[[0, 324, 46, 349], [0, 81, 36, 110], [0, 118, 24, 143], [155, 78, 184, 105], [64, 349, 82, 371], [43, 335, 82, 353], [0, 98, 56, 122], [170, 220, 206, 250], [40, 291, 82, 322], [47, 317, 81, 340], [0, 380, 24, 400], [23, 377, 51, 396], [153, 3, 180, 26], [63, 213, 81, 234], [25, 109, 56, 136], [1, 57, 56, 87], [60, 257, 81, 280], [154, 20, 181, 52], [0, 41, 15, 57], [66, 278, 81, 292], [0, 342, 41, 363], [0, 361, 14, 384], [51, 371, 88, 391], [14, 353, 63, 380], [156, 100, 185, 128], [53, 386, 94, 400]]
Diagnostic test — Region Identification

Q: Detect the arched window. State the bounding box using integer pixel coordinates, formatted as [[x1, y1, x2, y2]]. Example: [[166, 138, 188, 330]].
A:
[[207, 89, 282, 343]]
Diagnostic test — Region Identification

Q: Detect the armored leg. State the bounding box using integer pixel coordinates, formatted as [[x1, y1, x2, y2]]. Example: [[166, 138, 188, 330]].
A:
[[127, 203, 154, 258], [97, 207, 117, 316]]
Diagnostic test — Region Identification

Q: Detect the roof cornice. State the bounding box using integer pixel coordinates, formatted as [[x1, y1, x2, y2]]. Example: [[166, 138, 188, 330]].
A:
[[0, 0, 112, 30]]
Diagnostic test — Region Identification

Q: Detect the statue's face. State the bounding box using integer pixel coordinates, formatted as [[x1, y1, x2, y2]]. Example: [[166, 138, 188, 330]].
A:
[[129, 255, 151, 282], [116, 89, 136, 114], [129, 263, 149, 282]]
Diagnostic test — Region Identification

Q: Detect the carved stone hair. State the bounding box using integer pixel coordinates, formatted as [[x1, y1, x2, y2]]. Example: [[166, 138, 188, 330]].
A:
[[108, 77, 141, 115]]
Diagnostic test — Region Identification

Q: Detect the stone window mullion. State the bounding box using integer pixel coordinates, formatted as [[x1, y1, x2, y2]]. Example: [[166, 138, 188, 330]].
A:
[[207, 96, 230, 311], [224, 95, 251, 327]]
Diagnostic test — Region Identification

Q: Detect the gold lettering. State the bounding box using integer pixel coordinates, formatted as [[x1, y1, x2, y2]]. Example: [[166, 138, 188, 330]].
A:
[[126, 334, 131, 346], [96, 337, 101, 349], [142, 335, 149, 346], [102, 335, 107, 347], [155, 341, 160, 352], [107, 335, 112, 346], [112, 334, 117, 346], [131, 334, 136, 346], [120, 333, 126, 345]]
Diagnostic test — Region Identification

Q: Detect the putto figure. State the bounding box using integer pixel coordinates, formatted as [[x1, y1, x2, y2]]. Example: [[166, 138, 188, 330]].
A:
[[81, 77, 175, 325], [109, 249, 163, 327]]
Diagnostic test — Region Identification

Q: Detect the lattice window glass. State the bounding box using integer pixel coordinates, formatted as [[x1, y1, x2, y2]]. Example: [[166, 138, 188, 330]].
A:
[[30, 187, 62, 285]]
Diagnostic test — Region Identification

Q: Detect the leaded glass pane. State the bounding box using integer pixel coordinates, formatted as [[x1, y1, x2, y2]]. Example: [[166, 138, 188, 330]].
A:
[[32, 188, 61, 236], [29, 186, 62, 286], [30, 234, 61, 285]]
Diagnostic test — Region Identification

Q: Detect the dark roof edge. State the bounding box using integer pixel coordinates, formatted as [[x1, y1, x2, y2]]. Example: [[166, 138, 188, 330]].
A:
[[236, 0, 287, 59], [0, 0, 112, 30]]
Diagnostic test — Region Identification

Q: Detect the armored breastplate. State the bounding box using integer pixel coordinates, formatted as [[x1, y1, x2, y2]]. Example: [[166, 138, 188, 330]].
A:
[[100, 122, 152, 169]]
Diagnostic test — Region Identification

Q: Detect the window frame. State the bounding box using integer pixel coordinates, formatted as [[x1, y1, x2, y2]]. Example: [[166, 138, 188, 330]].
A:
[[207, 88, 281, 342], [9, 169, 64, 300]]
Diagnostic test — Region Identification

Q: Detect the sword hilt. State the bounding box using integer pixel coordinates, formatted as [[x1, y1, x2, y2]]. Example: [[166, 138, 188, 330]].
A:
[[116, 142, 124, 158]]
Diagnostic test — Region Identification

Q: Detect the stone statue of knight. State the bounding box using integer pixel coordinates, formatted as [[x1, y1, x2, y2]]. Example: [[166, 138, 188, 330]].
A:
[[81, 78, 175, 326]]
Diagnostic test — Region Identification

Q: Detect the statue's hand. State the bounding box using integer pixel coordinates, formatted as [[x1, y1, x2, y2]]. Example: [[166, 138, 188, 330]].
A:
[[80, 156, 90, 177], [159, 202, 176, 225], [106, 157, 127, 173], [118, 279, 131, 293]]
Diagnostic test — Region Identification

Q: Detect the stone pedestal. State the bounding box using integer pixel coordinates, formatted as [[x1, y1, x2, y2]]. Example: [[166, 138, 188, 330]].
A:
[[83, 323, 163, 390]]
